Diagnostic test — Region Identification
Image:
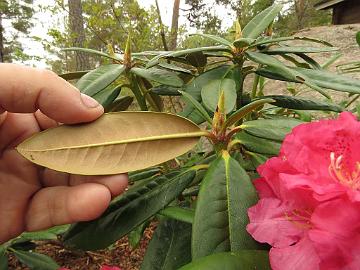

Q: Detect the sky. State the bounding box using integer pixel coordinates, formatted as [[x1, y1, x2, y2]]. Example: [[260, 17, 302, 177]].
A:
[[19, 0, 235, 68]]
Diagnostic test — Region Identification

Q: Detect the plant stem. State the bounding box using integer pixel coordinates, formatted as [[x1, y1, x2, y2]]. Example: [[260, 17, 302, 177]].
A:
[[251, 73, 260, 99]]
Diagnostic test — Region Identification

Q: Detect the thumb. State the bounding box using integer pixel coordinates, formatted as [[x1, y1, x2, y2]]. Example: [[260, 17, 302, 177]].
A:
[[0, 64, 103, 124]]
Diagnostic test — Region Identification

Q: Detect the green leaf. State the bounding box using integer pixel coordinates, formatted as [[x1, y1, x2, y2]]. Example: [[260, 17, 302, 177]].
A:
[[58, 70, 89, 81], [180, 91, 212, 124], [129, 167, 161, 182], [250, 36, 333, 48], [106, 96, 134, 112], [264, 46, 338, 54], [62, 47, 119, 61], [158, 63, 193, 74], [242, 4, 282, 39], [159, 206, 194, 224], [128, 222, 148, 249], [150, 85, 182, 96], [0, 246, 8, 270], [356, 31, 360, 47], [236, 132, 281, 156], [93, 85, 121, 108], [190, 33, 232, 47], [141, 219, 192, 270], [13, 250, 59, 270], [257, 95, 343, 112], [201, 78, 237, 114], [225, 98, 274, 127], [186, 51, 207, 68], [131, 67, 183, 87], [240, 118, 303, 142], [192, 152, 259, 259], [63, 170, 196, 250], [293, 67, 360, 94], [76, 64, 125, 96], [179, 251, 270, 270], [233, 38, 255, 48], [146, 46, 230, 68]]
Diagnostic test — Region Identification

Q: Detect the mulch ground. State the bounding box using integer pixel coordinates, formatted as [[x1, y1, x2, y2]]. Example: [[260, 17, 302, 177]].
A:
[[8, 224, 156, 270]]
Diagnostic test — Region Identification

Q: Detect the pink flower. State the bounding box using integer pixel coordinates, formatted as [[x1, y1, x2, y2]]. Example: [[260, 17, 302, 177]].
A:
[[247, 112, 360, 270]]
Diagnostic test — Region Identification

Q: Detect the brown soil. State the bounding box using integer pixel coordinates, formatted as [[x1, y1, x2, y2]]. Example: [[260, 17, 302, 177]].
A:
[[7, 224, 156, 270]]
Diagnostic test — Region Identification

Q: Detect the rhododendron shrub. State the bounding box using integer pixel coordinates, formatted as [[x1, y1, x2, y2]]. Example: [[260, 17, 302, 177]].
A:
[[247, 112, 360, 270]]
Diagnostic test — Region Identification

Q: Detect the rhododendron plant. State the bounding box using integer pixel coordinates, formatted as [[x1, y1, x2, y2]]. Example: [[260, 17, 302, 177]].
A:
[[247, 112, 360, 270]]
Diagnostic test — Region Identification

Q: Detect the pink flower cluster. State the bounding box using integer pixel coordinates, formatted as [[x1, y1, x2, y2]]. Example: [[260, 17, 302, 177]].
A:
[[59, 266, 120, 270], [247, 112, 360, 270]]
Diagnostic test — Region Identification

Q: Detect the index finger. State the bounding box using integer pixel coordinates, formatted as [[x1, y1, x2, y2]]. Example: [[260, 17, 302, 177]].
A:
[[0, 64, 103, 124]]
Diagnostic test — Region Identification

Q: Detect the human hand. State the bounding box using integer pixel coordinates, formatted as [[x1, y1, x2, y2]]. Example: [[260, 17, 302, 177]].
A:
[[0, 64, 128, 243]]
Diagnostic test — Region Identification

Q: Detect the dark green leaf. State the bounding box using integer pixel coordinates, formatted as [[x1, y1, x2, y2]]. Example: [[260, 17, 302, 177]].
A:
[[192, 152, 259, 259], [257, 95, 343, 112], [186, 51, 207, 68], [129, 167, 161, 182], [159, 206, 194, 224], [141, 219, 192, 270], [128, 222, 148, 249], [106, 96, 134, 112], [201, 78, 237, 114], [0, 246, 8, 270], [180, 91, 212, 124], [179, 251, 270, 270], [150, 85, 182, 96], [93, 85, 121, 108], [242, 4, 282, 39], [250, 36, 333, 48], [131, 67, 183, 87], [241, 118, 303, 142], [13, 250, 59, 270], [233, 38, 255, 48], [58, 70, 89, 81], [76, 64, 125, 96], [63, 170, 196, 250], [356, 31, 360, 47], [158, 63, 193, 74], [10, 240, 36, 251], [264, 46, 338, 54], [236, 132, 281, 156]]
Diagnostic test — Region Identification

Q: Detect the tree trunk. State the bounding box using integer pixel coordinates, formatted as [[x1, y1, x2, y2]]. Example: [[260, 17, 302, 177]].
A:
[[0, 14, 4, 63], [155, 0, 169, 51], [68, 0, 90, 70], [169, 0, 180, 50], [295, 0, 306, 29]]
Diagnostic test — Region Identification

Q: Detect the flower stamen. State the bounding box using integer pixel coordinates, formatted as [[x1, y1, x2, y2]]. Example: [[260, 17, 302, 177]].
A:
[[329, 152, 360, 190]]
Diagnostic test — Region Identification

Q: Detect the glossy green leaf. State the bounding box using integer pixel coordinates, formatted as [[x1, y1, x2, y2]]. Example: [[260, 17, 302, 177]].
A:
[[76, 64, 125, 96], [225, 98, 274, 127], [129, 167, 161, 182], [264, 46, 338, 54], [13, 250, 59, 270], [105, 96, 134, 112], [146, 46, 230, 68], [141, 219, 192, 270], [63, 169, 196, 250], [180, 91, 212, 124], [93, 85, 121, 108], [131, 67, 183, 87], [159, 206, 194, 224], [293, 67, 360, 94], [236, 132, 281, 155], [150, 85, 182, 96], [128, 222, 148, 249], [179, 251, 270, 270], [201, 78, 237, 114], [0, 246, 7, 270], [59, 70, 89, 81], [158, 63, 193, 74], [190, 33, 232, 47], [257, 95, 343, 112], [242, 4, 282, 39], [192, 152, 259, 259], [240, 118, 303, 142], [356, 31, 360, 47], [17, 112, 204, 175], [62, 47, 120, 61]]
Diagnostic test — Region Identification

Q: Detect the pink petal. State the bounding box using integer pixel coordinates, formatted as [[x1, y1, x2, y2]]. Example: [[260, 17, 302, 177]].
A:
[[247, 198, 304, 248], [269, 237, 320, 270]]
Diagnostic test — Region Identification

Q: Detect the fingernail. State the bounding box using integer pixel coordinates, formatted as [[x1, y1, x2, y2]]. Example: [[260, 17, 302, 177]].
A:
[[80, 93, 100, 108]]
